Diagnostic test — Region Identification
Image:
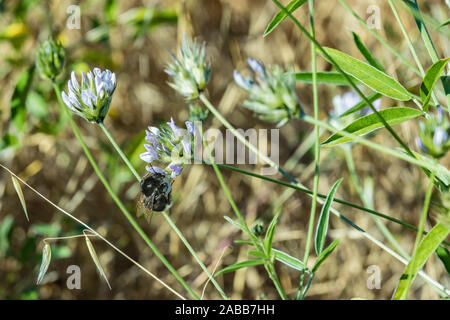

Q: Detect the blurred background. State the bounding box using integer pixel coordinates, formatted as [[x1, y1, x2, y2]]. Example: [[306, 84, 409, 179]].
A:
[[0, 0, 449, 299]]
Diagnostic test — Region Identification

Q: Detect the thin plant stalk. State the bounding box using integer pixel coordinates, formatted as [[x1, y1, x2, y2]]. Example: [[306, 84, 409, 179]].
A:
[[52, 82, 199, 300], [403, 169, 436, 298], [298, 0, 320, 300], [98, 116, 227, 299], [200, 126, 288, 300], [0, 163, 186, 300], [343, 147, 408, 258]]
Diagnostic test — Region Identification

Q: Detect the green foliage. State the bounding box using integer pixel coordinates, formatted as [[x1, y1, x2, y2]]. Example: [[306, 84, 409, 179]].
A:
[[315, 179, 342, 255], [393, 222, 450, 300], [10, 65, 35, 132], [420, 58, 450, 112], [323, 107, 423, 146], [322, 47, 412, 101], [264, 0, 307, 36]]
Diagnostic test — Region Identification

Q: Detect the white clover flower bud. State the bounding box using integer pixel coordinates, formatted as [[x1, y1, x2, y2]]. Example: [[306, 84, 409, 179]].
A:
[[234, 58, 303, 127], [61, 68, 116, 123], [165, 34, 211, 100]]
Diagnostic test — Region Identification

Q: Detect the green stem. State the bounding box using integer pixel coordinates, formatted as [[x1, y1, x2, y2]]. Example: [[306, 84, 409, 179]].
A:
[[52, 82, 199, 300], [162, 212, 228, 299], [97, 107, 226, 299], [404, 167, 436, 298], [98, 122, 141, 181], [298, 0, 320, 300], [200, 126, 287, 299], [343, 147, 409, 258]]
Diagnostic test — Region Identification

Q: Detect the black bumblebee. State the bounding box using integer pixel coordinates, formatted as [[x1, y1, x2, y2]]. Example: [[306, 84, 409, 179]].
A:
[[136, 171, 173, 223]]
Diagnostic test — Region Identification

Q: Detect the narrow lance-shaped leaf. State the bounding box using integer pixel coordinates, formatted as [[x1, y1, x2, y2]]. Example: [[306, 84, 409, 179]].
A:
[[273, 249, 305, 271], [351, 31, 385, 71], [224, 216, 247, 233], [322, 47, 412, 101], [420, 58, 450, 112], [11, 175, 29, 221], [264, 211, 280, 259], [215, 259, 265, 277], [340, 92, 382, 118], [323, 107, 423, 146], [36, 243, 51, 284], [315, 179, 343, 255], [312, 239, 340, 273], [293, 71, 361, 86], [85, 235, 112, 290], [263, 0, 307, 37], [393, 222, 450, 300]]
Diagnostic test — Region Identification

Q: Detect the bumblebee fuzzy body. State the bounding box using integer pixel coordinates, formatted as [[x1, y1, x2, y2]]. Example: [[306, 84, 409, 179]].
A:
[[138, 172, 172, 217]]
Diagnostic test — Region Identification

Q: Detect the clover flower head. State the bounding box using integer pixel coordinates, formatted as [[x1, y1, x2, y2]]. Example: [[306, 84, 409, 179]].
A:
[[36, 39, 65, 80], [61, 68, 116, 123], [416, 106, 450, 158], [234, 58, 303, 127], [140, 118, 195, 178], [165, 34, 211, 100], [329, 91, 381, 129]]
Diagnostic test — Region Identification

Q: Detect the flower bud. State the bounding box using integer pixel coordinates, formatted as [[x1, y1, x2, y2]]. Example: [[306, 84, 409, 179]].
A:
[[234, 58, 303, 127], [36, 39, 65, 80], [416, 107, 450, 158], [165, 34, 211, 100]]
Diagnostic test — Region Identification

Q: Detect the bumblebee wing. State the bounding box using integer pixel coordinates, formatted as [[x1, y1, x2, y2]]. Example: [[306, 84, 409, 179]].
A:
[[136, 194, 154, 225]]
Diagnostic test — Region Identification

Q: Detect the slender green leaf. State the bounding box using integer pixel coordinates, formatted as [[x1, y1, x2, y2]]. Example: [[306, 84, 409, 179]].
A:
[[215, 259, 264, 277], [436, 245, 450, 274], [11, 175, 29, 221], [322, 47, 412, 101], [315, 179, 343, 255], [248, 250, 265, 259], [312, 239, 340, 273], [273, 249, 305, 271], [340, 93, 383, 117], [420, 58, 450, 112], [293, 71, 361, 86], [264, 212, 280, 259], [393, 222, 450, 300], [36, 243, 51, 285], [263, 0, 307, 36], [234, 240, 254, 246], [351, 32, 385, 71], [0, 215, 14, 256], [11, 66, 35, 131], [323, 107, 423, 146], [224, 216, 246, 232], [85, 235, 112, 290]]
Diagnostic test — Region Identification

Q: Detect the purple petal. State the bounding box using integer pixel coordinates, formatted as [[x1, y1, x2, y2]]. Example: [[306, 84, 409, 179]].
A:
[[169, 164, 183, 178], [145, 166, 167, 175], [185, 121, 195, 136], [181, 140, 191, 155], [433, 127, 448, 146], [233, 70, 248, 89], [167, 117, 180, 138], [247, 58, 265, 75]]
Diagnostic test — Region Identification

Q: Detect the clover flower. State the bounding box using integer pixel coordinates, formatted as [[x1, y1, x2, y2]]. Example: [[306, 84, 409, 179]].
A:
[[165, 34, 211, 100], [36, 39, 65, 80], [61, 68, 116, 123], [329, 91, 381, 129], [140, 118, 195, 178], [233, 58, 303, 127], [416, 106, 450, 158]]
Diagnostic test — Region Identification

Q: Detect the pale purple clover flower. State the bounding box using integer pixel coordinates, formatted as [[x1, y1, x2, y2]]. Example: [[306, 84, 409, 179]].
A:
[[62, 68, 116, 123], [140, 118, 195, 178]]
